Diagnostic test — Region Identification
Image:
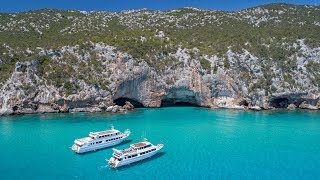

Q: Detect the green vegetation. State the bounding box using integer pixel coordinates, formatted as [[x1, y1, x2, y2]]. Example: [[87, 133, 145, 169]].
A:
[[36, 52, 109, 95], [199, 58, 211, 71], [0, 54, 25, 83], [306, 61, 320, 88], [0, 3, 319, 88]]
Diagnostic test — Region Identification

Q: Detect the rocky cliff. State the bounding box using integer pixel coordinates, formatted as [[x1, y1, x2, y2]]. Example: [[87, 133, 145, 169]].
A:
[[0, 3, 320, 115]]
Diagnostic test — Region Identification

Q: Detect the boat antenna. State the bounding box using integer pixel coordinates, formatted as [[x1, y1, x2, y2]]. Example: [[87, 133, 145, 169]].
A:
[[141, 131, 148, 142], [110, 124, 114, 130]]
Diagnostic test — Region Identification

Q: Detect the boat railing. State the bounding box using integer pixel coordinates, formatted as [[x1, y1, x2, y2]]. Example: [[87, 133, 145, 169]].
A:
[[124, 129, 131, 136], [157, 144, 164, 150]]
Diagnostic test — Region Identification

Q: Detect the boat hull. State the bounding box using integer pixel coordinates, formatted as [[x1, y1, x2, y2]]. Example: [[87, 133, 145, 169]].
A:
[[108, 144, 163, 168], [72, 136, 128, 154]]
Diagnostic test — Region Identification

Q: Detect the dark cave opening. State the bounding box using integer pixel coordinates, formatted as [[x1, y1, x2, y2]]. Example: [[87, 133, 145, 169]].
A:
[[160, 99, 200, 107], [270, 97, 289, 108], [239, 100, 249, 107], [113, 97, 144, 108], [12, 106, 18, 112]]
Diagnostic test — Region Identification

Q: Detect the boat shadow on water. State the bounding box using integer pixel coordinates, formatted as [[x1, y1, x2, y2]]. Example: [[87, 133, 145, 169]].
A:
[[75, 140, 133, 155], [111, 152, 167, 171]]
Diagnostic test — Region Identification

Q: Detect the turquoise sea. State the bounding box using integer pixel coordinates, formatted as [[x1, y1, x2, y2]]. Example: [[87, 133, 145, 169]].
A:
[[0, 107, 320, 179]]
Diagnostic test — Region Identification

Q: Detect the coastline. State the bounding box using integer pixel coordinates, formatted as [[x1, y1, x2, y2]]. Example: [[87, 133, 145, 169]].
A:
[[1, 105, 319, 116]]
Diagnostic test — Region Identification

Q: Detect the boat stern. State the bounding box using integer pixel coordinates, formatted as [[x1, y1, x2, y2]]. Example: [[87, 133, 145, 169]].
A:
[[157, 144, 164, 150], [71, 144, 80, 153], [107, 157, 120, 168], [124, 129, 131, 138]]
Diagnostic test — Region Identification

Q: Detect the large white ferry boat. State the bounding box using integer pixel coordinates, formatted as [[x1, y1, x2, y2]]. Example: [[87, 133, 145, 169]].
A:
[[71, 126, 130, 153], [107, 139, 164, 168]]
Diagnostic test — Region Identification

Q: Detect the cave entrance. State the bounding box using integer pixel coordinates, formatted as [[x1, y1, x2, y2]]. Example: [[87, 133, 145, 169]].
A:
[[239, 100, 249, 107], [270, 97, 289, 108], [113, 98, 144, 108], [161, 99, 200, 107], [160, 87, 201, 107]]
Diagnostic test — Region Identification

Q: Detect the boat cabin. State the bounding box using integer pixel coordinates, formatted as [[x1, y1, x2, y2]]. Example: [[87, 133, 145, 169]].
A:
[[89, 130, 120, 139], [130, 142, 152, 150]]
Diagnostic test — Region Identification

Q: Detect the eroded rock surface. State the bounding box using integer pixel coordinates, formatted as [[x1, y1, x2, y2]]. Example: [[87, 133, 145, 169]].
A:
[[0, 41, 319, 115]]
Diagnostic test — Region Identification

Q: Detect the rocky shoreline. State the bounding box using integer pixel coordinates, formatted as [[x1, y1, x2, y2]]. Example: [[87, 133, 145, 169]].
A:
[[1, 103, 319, 116]]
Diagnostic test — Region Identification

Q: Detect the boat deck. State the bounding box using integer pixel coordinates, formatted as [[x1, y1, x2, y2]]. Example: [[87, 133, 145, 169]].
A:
[[132, 142, 147, 148], [76, 137, 91, 143], [121, 148, 136, 155], [90, 129, 119, 136]]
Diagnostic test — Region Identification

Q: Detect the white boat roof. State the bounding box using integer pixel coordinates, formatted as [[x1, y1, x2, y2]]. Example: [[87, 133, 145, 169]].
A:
[[113, 141, 153, 156], [89, 129, 119, 136], [130, 142, 151, 148], [75, 137, 92, 144]]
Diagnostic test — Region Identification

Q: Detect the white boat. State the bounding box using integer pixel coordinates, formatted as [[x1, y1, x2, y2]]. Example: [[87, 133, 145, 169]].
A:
[[71, 126, 130, 153], [107, 139, 164, 168]]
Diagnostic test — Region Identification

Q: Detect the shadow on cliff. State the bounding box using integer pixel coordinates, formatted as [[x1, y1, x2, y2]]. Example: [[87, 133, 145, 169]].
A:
[[113, 98, 144, 108], [160, 101, 201, 107]]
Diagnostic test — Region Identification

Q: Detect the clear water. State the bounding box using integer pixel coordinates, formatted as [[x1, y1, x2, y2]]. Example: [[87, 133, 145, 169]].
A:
[[0, 107, 320, 179]]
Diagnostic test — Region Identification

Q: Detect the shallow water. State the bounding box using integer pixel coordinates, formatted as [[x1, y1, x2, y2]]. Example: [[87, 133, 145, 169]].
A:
[[0, 107, 320, 179]]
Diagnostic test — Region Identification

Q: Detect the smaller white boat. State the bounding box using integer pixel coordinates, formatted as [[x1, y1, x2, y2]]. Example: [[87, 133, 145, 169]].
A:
[[107, 139, 164, 168], [71, 126, 130, 154]]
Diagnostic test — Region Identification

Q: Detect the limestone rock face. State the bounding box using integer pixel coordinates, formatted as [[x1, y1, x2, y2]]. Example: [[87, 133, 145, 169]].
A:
[[0, 42, 319, 115], [123, 101, 135, 111], [287, 104, 297, 110]]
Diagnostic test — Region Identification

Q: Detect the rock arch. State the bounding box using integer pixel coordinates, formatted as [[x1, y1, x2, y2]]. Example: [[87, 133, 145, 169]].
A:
[[160, 87, 201, 107], [113, 97, 144, 108], [269, 97, 289, 108]]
